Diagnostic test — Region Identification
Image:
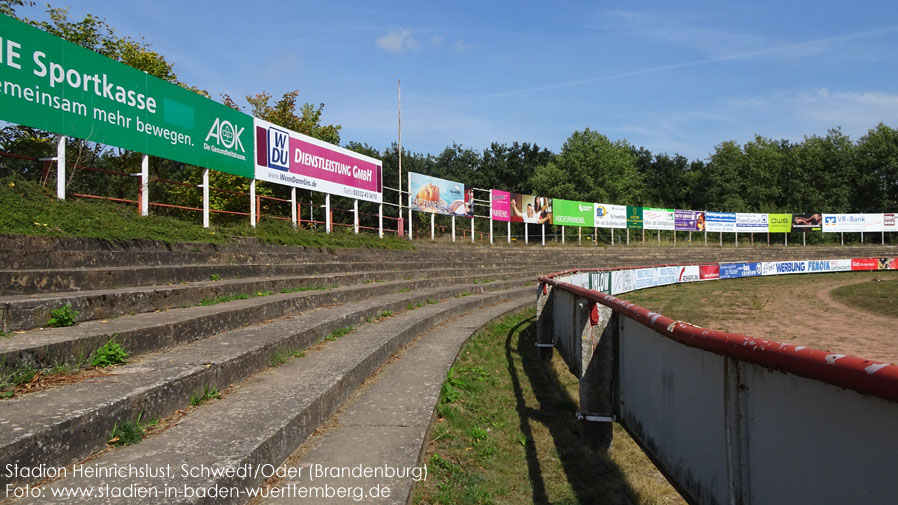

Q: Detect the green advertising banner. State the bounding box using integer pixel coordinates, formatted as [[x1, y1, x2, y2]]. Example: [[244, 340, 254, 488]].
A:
[[0, 14, 253, 177], [551, 199, 594, 227], [768, 214, 792, 233], [627, 206, 644, 229]]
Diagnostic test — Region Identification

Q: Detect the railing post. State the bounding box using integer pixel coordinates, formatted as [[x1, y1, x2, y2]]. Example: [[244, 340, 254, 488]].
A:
[[139, 153, 149, 216], [535, 281, 554, 362], [56, 135, 66, 200]]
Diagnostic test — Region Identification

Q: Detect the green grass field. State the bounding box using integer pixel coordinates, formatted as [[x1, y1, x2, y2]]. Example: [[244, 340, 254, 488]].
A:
[[414, 309, 684, 505]]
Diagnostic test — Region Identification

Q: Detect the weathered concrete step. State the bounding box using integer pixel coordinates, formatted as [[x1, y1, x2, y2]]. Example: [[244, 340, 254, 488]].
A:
[[0, 264, 543, 331], [0, 285, 531, 497], [261, 299, 530, 504], [0, 270, 535, 372], [0, 258, 566, 296]]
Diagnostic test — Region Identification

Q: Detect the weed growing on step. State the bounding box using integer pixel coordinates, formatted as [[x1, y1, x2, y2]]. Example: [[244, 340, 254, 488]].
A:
[[109, 412, 157, 446], [454, 291, 472, 298], [0, 363, 38, 397], [324, 326, 355, 342], [398, 288, 411, 293], [209, 273, 221, 281], [189, 384, 221, 406], [0, 329, 10, 338], [427, 299, 439, 305], [366, 310, 395, 323], [91, 337, 128, 368], [47, 304, 79, 327], [407, 303, 416, 310], [280, 285, 330, 294]]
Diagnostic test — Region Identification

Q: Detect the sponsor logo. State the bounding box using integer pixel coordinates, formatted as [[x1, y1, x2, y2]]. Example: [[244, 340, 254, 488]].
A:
[[579, 204, 591, 212], [266, 126, 290, 170], [761, 262, 778, 275], [807, 260, 830, 272], [596, 205, 607, 218], [851, 258, 879, 271], [825, 216, 836, 224], [885, 214, 896, 227], [775, 261, 806, 273], [678, 266, 699, 282], [699, 265, 719, 280], [205, 117, 246, 153]]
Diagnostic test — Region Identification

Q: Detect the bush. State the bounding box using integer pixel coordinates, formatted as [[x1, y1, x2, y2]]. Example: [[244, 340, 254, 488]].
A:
[[47, 304, 79, 327]]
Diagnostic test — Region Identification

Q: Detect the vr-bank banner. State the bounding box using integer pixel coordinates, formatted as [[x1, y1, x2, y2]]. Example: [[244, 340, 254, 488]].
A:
[[0, 14, 254, 177], [736, 213, 769, 233], [792, 213, 822, 231], [552, 199, 595, 227], [643, 208, 675, 231], [674, 210, 705, 231], [822, 214, 884, 232], [705, 212, 736, 233], [255, 118, 382, 203], [594, 203, 627, 229], [408, 172, 473, 217], [509, 194, 552, 224], [491, 190, 511, 222]]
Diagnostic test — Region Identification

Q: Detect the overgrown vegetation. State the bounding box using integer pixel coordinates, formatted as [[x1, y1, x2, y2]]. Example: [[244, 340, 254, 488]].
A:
[[324, 326, 355, 342], [47, 304, 79, 327], [414, 309, 684, 505], [90, 337, 128, 367], [189, 384, 221, 406], [109, 412, 157, 446]]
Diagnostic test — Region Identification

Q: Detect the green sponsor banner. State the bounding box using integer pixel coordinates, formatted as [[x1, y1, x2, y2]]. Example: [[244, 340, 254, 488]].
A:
[[588, 271, 612, 294], [0, 14, 253, 177], [551, 198, 594, 227], [768, 213, 792, 233], [627, 206, 643, 229]]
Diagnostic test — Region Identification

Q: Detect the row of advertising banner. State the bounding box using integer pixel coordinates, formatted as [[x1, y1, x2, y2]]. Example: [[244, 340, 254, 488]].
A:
[[584, 257, 898, 295], [402, 182, 896, 234]]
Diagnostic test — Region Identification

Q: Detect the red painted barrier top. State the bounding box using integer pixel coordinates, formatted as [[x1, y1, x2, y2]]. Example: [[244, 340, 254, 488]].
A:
[[539, 266, 898, 403]]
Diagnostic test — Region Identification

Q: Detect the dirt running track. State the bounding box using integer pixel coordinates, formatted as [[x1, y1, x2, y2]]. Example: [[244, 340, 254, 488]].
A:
[[700, 274, 898, 365]]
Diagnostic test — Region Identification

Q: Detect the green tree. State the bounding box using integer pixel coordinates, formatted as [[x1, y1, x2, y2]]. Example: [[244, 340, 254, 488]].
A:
[[701, 141, 748, 212], [531, 129, 643, 205], [854, 123, 898, 212]]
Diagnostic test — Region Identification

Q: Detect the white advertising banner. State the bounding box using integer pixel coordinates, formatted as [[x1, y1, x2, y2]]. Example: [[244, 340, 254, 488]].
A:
[[254, 117, 383, 203], [705, 212, 737, 233], [677, 265, 700, 283], [611, 269, 637, 295], [594, 203, 628, 229], [736, 213, 769, 233], [822, 214, 883, 233], [643, 208, 676, 231]]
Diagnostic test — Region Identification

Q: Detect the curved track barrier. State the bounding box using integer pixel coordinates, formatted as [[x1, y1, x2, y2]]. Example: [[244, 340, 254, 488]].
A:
[[537, 258, 898, 505]]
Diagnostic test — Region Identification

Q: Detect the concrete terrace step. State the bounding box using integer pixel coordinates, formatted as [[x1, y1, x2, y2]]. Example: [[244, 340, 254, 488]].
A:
[[260, 297, 529, 504], [0, 271, 536, 371], [1, 286, 531, 502], [0, 264, 545, 331]]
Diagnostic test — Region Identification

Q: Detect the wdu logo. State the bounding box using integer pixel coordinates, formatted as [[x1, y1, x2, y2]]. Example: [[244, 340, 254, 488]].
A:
[[267, 127, 290, 170]]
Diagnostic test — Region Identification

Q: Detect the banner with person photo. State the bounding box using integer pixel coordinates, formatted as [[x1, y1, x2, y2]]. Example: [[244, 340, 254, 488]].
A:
[[408, 172, 473, 217], [509, 193, 552, 224], [791, 213, 822, 231], [674, 210, 705, 231]]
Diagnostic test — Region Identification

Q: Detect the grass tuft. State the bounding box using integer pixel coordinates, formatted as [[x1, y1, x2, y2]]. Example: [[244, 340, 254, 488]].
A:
[[47, 304, 79, 327]]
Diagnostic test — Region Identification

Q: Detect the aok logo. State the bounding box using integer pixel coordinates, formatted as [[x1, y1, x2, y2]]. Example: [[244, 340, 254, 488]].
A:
[[205, 118, 245, 153], [267, 127, 290, 170]]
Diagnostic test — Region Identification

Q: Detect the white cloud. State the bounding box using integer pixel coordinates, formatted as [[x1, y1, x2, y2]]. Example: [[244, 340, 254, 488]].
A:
[[452, 39, 474, 54], [375, 29, 419, 53]]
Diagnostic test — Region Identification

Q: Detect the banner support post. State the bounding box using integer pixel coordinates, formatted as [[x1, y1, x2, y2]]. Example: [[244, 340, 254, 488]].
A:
[[578, 226, 581, 246], [562, 225, 565, 245], [861, 231, 864, 244], [56, 135, 66, 200], [627, 228, 630, 245], [430, 213, 435, 241], [378, 204, 383, 238], [451, 216, 455, 242], [803, 232, 806, 246], [542, 223, 545, 246], [290, 188, 297, 228], [525, 223, 529, 244], [353, 199, 359, 234], [471, 217, 474, 243], [841, 232, 844, 246], [325, 193, 331, 234], [611, 228, 614, 246], [785, 232, 788, 247], [139, 154, 149, 216], [250, 179, 257, 228], [508, 221, 511, 244], [202, 168, 210, 228], [735, 232, 738, 248], [408, 207, 412, 239]]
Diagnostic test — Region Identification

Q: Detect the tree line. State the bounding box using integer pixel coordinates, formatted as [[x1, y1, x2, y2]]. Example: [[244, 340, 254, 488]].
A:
[[1, 2, 896, 235]]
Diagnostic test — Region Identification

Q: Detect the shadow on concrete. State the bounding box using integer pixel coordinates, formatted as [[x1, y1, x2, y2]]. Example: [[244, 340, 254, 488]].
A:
[[505, 316, 640, 505]]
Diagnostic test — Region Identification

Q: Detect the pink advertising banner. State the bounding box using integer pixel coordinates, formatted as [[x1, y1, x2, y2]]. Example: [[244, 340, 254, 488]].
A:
[[491, 190, 511, 222], [254, 118, 382, 203]]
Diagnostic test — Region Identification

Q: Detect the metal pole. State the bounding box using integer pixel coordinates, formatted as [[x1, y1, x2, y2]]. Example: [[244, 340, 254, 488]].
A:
[[353, 199, 359, 234], [562, 225, 565, 244], [291, 187, 297, 228], [803, 232, 806, 246], [841, 232, 844, 246], [408, 207, 413, 239], [202, 168, 210, 228], [451, 215, 455, 242], [525, 222, 529, 244], [378, 203, 383, 238], [508, 221, 511, 244], [611, 228, 614, 246], [325, 193, 331, 234], [430, 213, 435, 241], [56, 135, 66, 200], [861, 231, 865, 244], [250, 179, 256, 228], [627, 228, 630, 245], [785, 232, 788, 247], [397, 79, 402, 226], [735, 232, 738, 248], [578, 226, 581, 246], [542, 223, 545, 246], [470, 216, 474, 243], [140, 154, 149, 216]]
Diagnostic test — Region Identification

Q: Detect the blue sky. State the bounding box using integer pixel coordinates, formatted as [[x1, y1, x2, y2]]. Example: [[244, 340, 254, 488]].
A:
[[25, 1, 898, 161]]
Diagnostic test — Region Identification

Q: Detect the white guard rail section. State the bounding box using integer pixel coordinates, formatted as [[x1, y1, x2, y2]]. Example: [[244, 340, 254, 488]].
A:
[[537, 261, 898, 505]]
